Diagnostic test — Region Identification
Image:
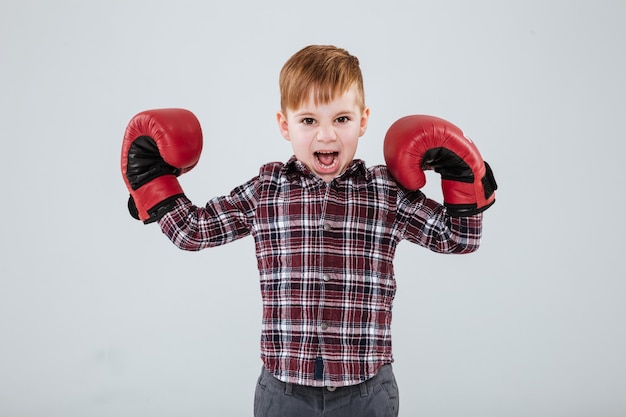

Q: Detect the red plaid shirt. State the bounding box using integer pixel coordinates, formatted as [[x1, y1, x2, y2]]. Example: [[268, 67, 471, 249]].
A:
[[158, 157, 482, 387]]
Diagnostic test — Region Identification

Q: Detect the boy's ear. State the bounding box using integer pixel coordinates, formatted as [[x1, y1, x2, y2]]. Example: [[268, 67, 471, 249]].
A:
[[359, 107, 370, 137], [276, 111, 291, 141]]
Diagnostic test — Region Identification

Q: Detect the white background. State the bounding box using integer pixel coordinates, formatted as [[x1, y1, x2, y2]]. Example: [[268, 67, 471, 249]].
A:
[[1, 1, 625, 416]]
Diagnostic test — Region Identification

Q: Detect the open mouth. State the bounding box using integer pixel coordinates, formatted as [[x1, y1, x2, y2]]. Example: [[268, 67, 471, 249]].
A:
[[314, 151, 339, 169]]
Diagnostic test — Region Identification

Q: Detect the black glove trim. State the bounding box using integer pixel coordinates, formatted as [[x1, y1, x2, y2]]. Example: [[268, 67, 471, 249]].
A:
[[144, 194, 185, 224], [482, 161, 498, 200], [445, 199, 495, 217]]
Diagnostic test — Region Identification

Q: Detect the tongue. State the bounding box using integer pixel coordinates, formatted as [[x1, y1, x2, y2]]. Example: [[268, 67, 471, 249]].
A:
[[318, 153, 336, 166]]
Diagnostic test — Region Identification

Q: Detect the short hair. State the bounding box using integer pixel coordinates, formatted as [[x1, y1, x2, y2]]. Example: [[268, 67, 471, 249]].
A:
[[279, 45, 365, 112]]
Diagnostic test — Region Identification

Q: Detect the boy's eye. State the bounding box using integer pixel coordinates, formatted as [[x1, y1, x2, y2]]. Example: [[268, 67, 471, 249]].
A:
[[301, 118, 316, 125], [336, 116, 350, 123]]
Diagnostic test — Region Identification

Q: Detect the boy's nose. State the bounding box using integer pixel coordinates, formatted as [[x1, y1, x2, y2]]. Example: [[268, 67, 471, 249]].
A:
[[316, 125, 337, 142]]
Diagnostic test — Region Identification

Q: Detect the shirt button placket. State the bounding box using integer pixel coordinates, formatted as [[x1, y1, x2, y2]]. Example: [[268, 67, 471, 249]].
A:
[[321, 225, 331, 280], [319, 219, 331, 368]]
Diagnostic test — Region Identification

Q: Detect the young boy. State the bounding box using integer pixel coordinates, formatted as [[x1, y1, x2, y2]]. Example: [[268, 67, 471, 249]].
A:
[[121, 45, 496, 417]]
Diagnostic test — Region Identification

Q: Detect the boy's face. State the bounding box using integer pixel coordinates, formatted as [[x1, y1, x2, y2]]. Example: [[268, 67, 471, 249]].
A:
[[277, 87, 369, 183]]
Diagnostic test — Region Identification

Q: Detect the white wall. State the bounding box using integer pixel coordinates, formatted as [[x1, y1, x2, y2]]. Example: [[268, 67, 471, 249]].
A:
[[1, 0, 625, 416]]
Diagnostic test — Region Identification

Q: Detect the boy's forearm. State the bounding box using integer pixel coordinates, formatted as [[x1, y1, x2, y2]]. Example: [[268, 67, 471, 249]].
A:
[[157, 197, 204, 251], [410, 206, 483, 254], [157, 196, 250, 251], [446, 211, 483, 254]]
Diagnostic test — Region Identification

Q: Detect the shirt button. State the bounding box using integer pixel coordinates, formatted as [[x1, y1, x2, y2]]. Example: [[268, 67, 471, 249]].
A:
[[323, 223, 332, 231], [322, 273, 330, 282], [321, 322, 329, 331]]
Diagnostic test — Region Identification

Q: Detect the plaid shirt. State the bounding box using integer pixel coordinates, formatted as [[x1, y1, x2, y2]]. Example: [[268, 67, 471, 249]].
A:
[[158, 156, 482, 387]]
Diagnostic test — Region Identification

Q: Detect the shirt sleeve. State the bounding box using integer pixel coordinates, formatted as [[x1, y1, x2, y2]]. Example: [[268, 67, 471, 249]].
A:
[[398, 188, 483, 254], [157, 175, 260, 251]]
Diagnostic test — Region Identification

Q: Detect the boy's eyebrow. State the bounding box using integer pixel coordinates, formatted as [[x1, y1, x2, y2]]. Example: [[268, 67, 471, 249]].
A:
[[293, 109, 358, 118]]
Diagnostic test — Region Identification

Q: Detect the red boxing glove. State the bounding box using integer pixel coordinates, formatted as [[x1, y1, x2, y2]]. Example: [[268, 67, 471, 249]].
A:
[[121, 108, 203, 223], [384, 115, 497, 216]]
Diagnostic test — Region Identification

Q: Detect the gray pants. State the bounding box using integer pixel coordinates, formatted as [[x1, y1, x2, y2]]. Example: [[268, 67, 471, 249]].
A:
[[253, 364, 399, 417]]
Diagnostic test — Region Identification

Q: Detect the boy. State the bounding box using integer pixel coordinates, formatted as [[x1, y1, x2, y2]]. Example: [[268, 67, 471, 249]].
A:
[[121, 45, 496, 417]]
